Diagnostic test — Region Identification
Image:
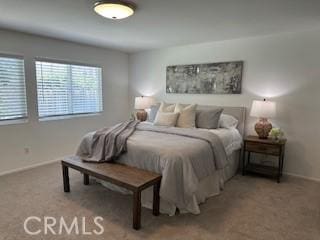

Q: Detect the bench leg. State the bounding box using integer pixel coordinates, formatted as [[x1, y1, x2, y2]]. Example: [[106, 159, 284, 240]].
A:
[[83, 174, 89, 185], [133, 190, 141, 230], [153, 181, 160, 216], [62, 165, 70, 192]]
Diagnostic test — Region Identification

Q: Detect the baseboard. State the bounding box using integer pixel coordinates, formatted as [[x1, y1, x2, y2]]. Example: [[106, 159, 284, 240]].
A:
[[0, 158, 62, 177], [1, 158, 320, 183], [284, 172, 320, 182]]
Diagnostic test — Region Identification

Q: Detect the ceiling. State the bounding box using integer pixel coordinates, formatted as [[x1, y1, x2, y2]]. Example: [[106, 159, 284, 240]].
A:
[[0, 0, 320, 53]]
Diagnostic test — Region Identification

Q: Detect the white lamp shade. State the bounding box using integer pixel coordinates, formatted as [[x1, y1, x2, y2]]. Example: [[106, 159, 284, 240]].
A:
[[250, 100, 276, 118], [134, 96, 155, 110]]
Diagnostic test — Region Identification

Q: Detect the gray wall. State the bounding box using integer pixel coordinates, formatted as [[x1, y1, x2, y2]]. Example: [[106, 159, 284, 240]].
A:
[[0, 29, 129, 174], [129, 30, 320, 181]]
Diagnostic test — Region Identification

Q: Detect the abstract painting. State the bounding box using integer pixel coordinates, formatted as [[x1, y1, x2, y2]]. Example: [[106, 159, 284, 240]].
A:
[[166, 61, 243, 94]]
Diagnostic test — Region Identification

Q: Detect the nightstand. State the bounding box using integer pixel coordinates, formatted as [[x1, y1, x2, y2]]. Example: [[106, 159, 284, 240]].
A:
[[242, 135, 287, 183]]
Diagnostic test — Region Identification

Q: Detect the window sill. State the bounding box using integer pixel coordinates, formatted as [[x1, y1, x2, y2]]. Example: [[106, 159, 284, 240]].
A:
[[0, 118, 28, 126], [39, 112, 102, 122]]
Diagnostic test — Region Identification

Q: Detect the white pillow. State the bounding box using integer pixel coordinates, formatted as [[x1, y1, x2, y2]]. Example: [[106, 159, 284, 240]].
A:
[[153, 112, 179, 127], [219, 114, 238, 129], [159, 101, 175, 112], [174, 103, 197, 128]]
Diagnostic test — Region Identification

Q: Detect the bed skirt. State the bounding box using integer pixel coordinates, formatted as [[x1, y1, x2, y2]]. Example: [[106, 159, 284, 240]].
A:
[[97, 150, 240, 216]]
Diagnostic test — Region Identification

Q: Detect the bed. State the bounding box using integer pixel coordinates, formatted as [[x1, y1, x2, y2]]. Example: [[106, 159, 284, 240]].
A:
[[94, 105, 246, 216]]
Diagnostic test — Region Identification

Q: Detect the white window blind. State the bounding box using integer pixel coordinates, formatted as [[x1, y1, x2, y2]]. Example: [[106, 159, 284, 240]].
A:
[[0, 55, 27, 121], [36, 60, 103, 118]]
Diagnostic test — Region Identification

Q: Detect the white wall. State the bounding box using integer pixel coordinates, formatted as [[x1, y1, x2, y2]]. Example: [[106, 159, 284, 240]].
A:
[[0, 29, 129, 174], [129, 30, 320, 181]]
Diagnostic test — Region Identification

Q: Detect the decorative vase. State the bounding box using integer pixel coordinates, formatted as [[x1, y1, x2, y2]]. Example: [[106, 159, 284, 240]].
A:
[[136, 110, 147, 121], [255, 118, 272, 139]]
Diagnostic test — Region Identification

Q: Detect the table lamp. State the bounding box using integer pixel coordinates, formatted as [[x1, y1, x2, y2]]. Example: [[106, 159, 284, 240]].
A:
[[250, 99, 276, 139], [134, 96, 155, 121]]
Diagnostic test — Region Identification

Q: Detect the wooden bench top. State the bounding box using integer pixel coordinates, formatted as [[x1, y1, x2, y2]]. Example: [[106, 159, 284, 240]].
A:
[[62, 156, 162, 192]]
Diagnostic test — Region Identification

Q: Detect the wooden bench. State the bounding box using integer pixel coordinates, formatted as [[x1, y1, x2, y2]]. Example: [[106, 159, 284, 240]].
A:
[[61, 156, 162, 230]]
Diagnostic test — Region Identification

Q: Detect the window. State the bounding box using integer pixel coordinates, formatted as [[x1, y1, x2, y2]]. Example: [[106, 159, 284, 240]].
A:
[[0, 55, 27, 121], [36, 60, 103, 118]]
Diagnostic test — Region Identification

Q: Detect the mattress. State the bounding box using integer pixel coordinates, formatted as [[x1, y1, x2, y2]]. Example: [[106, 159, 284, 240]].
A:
[[200, 127, 242, 156], [99, 126, 243, 215]]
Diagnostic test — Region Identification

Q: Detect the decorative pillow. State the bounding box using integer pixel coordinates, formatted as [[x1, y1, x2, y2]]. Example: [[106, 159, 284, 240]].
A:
[[153, 112, 179, 127], [159, 101, 175, 112], [219, 114, 238, 129], [174, 103, 197, 128], [147, 104, 160, 122], [196, 108, 223, 129]]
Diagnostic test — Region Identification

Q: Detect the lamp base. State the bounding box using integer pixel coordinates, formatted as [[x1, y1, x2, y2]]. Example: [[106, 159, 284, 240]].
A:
[[136, 110, 147, 122], [255, 118, 272, 139]]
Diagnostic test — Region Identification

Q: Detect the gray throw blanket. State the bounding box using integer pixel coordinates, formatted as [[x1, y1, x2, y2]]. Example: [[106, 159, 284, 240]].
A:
[[77, 120, 140, 162]]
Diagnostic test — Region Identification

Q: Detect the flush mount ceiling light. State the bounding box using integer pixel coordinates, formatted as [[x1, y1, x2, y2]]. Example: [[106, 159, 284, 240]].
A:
[[94, 1, 136, 20]]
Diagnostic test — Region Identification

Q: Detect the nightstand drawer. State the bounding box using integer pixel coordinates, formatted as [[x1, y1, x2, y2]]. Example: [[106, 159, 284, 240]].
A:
[[243, 136, 287, 183], [246, 142, 280, 155]]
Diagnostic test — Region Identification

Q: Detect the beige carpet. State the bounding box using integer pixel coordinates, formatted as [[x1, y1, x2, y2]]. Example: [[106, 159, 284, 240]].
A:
[[0, 162, 319, 240]]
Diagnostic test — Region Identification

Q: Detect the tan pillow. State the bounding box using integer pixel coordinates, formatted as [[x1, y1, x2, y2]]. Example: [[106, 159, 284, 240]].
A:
[[153, 112, 179, 127], [159, 101, 175, 112], [174, 103, 197, 128]]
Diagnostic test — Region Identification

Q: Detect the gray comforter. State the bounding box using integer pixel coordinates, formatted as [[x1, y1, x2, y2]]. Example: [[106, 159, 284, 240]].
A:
[[76, 122, 228, 212]]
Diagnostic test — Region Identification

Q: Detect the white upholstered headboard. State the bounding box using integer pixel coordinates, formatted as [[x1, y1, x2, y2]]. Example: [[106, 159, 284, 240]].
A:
[[153, 102, 246, 137]]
